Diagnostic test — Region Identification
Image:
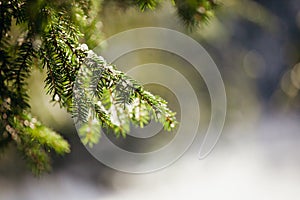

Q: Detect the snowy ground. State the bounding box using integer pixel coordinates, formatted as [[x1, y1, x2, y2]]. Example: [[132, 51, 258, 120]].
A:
[[1, 112, 300, 200]]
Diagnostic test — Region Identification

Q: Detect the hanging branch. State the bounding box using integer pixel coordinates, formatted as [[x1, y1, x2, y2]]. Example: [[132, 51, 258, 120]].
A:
[[0, 0, 218, 174]]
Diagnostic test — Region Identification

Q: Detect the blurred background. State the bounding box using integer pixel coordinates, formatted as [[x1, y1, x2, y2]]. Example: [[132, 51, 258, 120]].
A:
[[1, 0, 300, 199]]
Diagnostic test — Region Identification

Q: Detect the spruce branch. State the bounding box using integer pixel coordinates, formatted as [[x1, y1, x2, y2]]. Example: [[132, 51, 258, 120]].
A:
[[0, 0, 218, 174], [74, 50, 178, 146]]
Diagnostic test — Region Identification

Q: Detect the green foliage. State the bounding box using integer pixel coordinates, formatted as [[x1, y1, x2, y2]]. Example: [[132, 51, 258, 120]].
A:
[[74, 51, 178, 146], [136, 0, 161, 11], [174, 0, 219, 27], [106, 0, 220, 26], [0, 0, 218, 174]]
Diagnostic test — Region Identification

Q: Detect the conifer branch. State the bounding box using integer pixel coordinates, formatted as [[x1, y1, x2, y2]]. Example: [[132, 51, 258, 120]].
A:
[[0, 0, 218, 174]]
